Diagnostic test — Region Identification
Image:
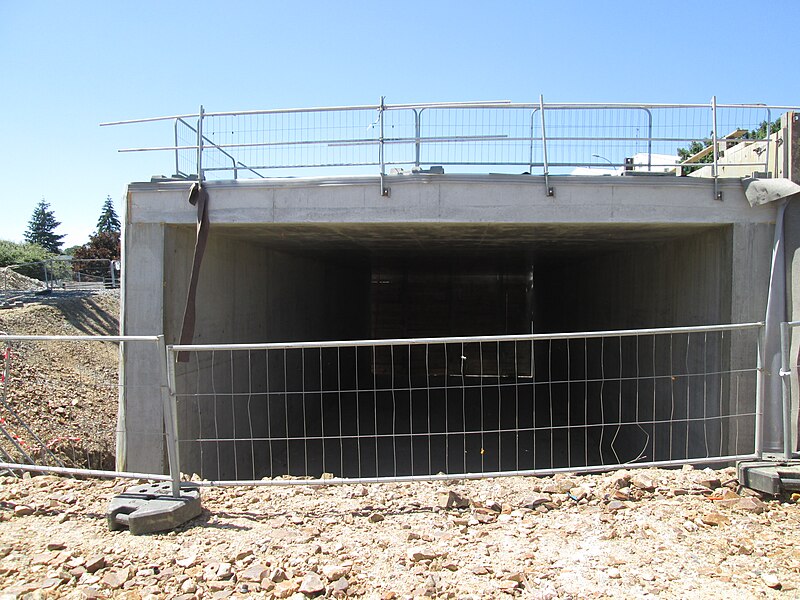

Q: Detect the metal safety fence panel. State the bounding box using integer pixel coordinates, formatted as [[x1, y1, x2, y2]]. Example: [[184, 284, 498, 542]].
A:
[[103, 99, 795, 185], [167, 323, 762, 485], [0, 334, 172, 482], [1, 259, 120, 306]]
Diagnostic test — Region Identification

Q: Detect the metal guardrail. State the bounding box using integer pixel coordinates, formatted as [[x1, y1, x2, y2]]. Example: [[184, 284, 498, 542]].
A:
[[102, 97, 799, 199], [0, 323, 767, 499], [0, 334, 168, 483], [1, 259, 120, 304], [166, 323, 763, 487]]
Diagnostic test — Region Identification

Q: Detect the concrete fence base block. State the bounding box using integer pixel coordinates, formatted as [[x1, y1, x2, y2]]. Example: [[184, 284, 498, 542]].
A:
[[737, 460, 800, 496], [107, 482, 202, 535]]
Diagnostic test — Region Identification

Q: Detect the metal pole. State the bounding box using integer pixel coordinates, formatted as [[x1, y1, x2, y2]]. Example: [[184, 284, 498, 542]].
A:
[[528, 109, 539, 173], [539, 95, 553, 196], [414, 109, 421, 168], [764, 108, 772, 177], [379, 96, 389, 196], [197, 105, 205, 182], [780, 322, 794, 459], [174, 119, 180, 177], [644, 108, 653, 171], [159, 336, 181, 497], [755, 323, 765, 458], [711, 96, 722, 200]]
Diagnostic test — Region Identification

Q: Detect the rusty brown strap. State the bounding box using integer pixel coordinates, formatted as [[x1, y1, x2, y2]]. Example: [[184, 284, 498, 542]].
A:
[[177, 182, 209, 362]]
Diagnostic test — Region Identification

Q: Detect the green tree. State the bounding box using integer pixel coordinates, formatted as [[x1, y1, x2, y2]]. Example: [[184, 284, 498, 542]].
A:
[[0, 240, 54, 279], [744, 120, 781, 140], [24, 199, 65, 254], [96, 196, 121, 233]]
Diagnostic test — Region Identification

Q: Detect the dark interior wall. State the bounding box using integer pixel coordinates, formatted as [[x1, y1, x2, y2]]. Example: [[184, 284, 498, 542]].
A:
[[529, 227, 736, 464], [534, 227, 733, 332], [168, 226, 748, 480], [166, 227, 371, 478]]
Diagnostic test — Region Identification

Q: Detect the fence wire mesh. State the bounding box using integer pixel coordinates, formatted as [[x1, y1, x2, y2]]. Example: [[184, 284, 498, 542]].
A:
[[1, 259, 119, 307], [0, 336, 163, 475], [169, 324, 760, 483], [107, 99, 794, 181]]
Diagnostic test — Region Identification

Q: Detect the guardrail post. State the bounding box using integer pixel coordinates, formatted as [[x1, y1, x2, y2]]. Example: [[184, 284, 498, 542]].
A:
[[711, 96, 722, 201], [539, 95, 554, 197], [780, 322, 795, 459], [379, 96, 389, 197], [414, 109, 421, 168], [197, 105, 205, 182], [159, 336, 181, 497]]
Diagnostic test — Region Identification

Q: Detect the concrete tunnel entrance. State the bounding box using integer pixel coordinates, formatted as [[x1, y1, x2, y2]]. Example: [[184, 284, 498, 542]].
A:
[[167, 222, 743, 480]]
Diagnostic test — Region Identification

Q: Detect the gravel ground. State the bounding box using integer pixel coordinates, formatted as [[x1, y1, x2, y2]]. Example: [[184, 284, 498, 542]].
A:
[[0, 466, 799, 599], [1, 293, 799, 599]]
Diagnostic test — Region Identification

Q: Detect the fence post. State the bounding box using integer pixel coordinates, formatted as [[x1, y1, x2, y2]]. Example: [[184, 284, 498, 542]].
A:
[[197, 105, 205, 182], [780, 322, 794, 459], [711, 96, 722, 201], [159, 336, 181, 497], [379, 96, 389, 197], [539, 95, 553, 197], [413, 108, 421, 168]]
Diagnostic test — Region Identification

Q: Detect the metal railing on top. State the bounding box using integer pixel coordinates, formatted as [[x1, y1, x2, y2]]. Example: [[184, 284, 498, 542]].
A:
[[102, 97, 799, 198]]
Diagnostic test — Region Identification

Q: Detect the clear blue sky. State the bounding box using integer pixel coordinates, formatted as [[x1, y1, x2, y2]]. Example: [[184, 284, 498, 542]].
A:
[[1, 0, 799, 247]]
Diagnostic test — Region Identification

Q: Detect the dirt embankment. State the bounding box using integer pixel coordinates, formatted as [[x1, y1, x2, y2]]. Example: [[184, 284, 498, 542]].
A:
[[0, 291, 120, 470]]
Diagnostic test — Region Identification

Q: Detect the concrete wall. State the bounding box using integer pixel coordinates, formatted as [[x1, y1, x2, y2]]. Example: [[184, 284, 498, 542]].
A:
[[120, 174, 777, 475]]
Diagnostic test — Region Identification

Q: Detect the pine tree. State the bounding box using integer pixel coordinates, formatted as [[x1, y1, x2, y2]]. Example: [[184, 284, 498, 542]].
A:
[[24, 199, 65, 254], [96, 196, 121, 233]]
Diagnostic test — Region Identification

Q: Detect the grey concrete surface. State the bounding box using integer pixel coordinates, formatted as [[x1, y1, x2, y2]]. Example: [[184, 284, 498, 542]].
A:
[[120, 174, 777, 476]]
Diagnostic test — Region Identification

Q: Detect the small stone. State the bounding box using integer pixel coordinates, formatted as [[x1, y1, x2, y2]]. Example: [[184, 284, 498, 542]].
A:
[[437, 490, 470, 509], [407, 547, 437, 562], [234, 549, 253, 561], [613, 488, 631, 501], [331, 577, 349, 597], [442, 561, 459, 571], [216, 562, 234, 579], [696, 477, 722, 490], [175, 554, 197, 568], [607, 567, 621, 579], [606, 500, 626, 512], [701, 512, 730, 527], [499, 579, 519, 591], [272, 579, 300, 598], [101, 567, 130, 589], [181, 579, 198, 593], [13, 505, 34, 517], [471, 565, 490, 575], [351, 485, 368, 497], [521, 494, 551, 508], [299, 572, 325, 596], [739, 497, 768, 513], [321, 564, 351, 581], [239, 564, 270, 582], [761, 573, 781, 589], [368, 512, 385, 523], [85, 555, 106, 574], [630, 473, 656, 491], [271, 568, 288, 583], [47, 542, 67, 551]]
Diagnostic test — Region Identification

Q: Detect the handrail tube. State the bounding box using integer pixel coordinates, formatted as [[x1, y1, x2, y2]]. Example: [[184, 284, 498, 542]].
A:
[[168, 322, 763, 353], [100, 101, 800, 127]]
